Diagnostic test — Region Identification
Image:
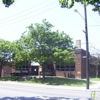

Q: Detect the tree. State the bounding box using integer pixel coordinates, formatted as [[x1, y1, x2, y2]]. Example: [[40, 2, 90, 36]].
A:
[[59, 0, 100, 14], [2, 0, 14, 7], [2, 0, 100, 13], [11, 36, 32, 76], [90, 54, 100, 77], [0, 39, 13, 77], [24, 19, 75, 80]]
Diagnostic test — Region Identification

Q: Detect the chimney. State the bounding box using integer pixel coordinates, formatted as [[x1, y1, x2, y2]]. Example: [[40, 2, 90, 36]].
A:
[[76, 40, 81, 49]]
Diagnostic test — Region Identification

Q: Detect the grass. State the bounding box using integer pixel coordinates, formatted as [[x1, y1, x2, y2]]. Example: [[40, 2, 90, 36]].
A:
[[0, 76, 19, 81], [0, 76, 94, 87], [24, 77, 89, 86], [90, 77, 100, 81]]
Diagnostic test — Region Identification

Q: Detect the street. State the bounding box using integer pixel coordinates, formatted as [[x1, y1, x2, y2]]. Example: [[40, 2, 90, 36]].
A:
[[0, 82, 92, 100]]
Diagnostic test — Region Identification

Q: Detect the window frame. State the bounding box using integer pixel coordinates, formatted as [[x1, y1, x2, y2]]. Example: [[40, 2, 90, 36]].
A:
[[56, 64, 75, 72]]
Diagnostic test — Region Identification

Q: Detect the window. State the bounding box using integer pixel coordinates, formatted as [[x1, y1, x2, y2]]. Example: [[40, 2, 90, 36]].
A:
[[56, 65, 75, 71], [15, 65, 28, 71]]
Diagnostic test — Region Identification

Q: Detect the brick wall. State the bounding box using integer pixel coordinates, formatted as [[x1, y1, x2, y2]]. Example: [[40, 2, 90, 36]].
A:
[[56, 71, 75, 78], [2, 48, 96, 78], [74, 49, 86, 78], [2, 66, 14, 76]]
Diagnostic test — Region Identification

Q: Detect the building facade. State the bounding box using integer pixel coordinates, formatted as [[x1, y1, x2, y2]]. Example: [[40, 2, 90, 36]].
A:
[[1, 48, 98, 79]]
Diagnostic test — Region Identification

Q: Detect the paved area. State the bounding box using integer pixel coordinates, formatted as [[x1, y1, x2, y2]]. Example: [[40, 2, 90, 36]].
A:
[[0, 80, 100, 100], [0, 80, 100, 91]]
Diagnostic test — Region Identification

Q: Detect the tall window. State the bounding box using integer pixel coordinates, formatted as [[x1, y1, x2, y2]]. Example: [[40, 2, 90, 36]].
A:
[[56, 65, 75, 71]]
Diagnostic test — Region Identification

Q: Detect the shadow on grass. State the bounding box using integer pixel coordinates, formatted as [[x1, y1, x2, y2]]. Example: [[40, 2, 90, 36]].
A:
[[0, 76, 92, 86], [23, 77, 88, 86], [0, 76, 19, 81], [0, 96, 92, 100]]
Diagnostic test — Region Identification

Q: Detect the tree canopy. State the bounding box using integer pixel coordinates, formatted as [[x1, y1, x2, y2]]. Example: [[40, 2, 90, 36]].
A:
[[24, 19, 75, 65], [0, 19, 75, 78], [0, 39, 13, 77], [2, 0, 14, 7], [19, 19, 75, 79], [59, 0, 100, 14], [2, 0, 100, 14]]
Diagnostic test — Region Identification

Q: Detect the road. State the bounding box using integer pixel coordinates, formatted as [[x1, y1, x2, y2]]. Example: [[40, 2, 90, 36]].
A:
[[0, 82, 93, 100]]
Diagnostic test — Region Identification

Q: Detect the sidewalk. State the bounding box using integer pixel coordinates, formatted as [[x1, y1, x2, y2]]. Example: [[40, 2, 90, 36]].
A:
[[89, 81, 100, 91], [0, 80, 100, 91]]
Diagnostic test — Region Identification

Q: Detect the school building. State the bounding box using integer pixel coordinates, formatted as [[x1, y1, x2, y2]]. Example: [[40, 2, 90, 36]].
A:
[[1, 40, 99, 79]]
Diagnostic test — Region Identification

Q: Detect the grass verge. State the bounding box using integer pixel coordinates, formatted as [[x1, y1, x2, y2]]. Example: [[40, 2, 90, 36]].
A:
[[90, 77, 100, 81], [0, 76, 94, 87], [24, 77, 88, 86], [0, 76, 19, 81]]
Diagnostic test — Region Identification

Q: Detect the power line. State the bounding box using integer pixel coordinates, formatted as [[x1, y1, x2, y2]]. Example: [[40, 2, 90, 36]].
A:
[[87, 11, 100, 26], [90, 46, 100, 55], [0, 1, 99, 27], [79, 4, 100, 27], [0, 0, 20, 8], [0, 5, 59, 27], [0, 1, 57, 25], [0, 0, 48, 22], [79, 4, 100, 47], [89, 35, 100, 45]]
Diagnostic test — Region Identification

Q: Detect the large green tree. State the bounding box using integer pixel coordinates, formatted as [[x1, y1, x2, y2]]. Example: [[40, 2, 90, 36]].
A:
[[24, 19, 75, 80], [11, 36, 32, 75], [0, 39, 13, 77], [59, 0, 100, 14]]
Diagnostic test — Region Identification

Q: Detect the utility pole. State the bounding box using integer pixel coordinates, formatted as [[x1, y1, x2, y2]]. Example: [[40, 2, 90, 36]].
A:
[[60, 0, 90, 89], [84, 4, 89, 89], [74, 3, 90, 89]]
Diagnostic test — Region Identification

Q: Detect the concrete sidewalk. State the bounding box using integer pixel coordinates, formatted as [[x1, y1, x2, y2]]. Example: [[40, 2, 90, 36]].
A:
[[0, 80, 100, 91]]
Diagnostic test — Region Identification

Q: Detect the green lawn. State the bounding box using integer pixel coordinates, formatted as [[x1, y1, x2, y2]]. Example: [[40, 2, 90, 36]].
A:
[[24, 77, 89, 86], [90, 77, 100, 81], [0, 76, 94, 87], [0, 76, 19, 81]]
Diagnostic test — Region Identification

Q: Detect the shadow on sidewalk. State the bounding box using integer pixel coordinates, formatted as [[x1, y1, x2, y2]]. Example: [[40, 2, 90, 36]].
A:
[[0, 96, 92, 100]]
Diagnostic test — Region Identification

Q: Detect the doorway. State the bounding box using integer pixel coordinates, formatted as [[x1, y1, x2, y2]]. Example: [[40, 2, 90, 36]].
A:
[[31, 66, 38, 75]]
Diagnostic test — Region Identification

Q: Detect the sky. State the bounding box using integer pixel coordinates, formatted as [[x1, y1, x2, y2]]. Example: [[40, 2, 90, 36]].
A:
[[0, 0, 100, 54]]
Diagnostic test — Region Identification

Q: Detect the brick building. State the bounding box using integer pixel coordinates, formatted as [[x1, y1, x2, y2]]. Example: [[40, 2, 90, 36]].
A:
[[38, 48, 96, 79], [1, 48, 97, 79], [1, 40, 98, 79]]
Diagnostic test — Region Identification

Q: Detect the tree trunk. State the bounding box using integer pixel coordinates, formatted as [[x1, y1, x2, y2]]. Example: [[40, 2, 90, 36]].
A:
[[28, 61, 31, 75], [42, 64, 46, 81]]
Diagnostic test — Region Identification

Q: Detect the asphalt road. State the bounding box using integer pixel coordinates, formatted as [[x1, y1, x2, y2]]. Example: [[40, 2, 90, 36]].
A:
[[0, 82, 93, 100]]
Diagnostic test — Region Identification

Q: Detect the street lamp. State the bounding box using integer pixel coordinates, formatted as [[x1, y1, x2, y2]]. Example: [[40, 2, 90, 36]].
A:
[[74, 9, 84, 20], [74, 5, 90, 89]]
